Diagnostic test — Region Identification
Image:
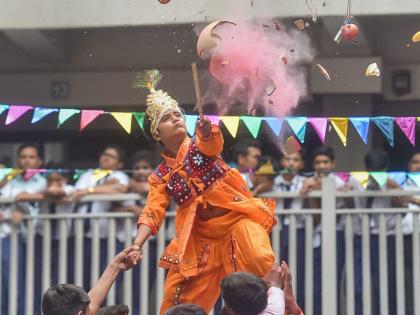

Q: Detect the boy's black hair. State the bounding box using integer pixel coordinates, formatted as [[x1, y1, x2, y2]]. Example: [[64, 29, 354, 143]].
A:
[[44, 161, 68, 178], [163, 304, 207, 315], [42, 284, 90, 315], [97, 304, 129, 315], [364, 149, 390, 172], [312, 145, 335, 162], [17, 143, 43, 159], [129, 150, 156, 169], [233, 139, 262, 162], [102, 144, 126, 163], [220, 272, 268, 315]]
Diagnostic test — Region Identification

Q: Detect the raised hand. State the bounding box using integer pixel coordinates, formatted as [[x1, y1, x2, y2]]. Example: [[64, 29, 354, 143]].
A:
[[196, 116, 212, 138]]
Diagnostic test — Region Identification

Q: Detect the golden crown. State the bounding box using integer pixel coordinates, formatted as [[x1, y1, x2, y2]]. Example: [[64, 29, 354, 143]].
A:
[[133, 69, 183, 140]]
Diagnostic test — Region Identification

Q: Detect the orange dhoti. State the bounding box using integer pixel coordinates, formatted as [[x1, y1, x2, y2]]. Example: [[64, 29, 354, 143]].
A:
[[159, 211, 275, 314]]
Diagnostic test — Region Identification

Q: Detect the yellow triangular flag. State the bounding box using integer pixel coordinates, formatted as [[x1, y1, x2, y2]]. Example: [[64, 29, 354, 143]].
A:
[[221, 116, 240, 138], [351, 171, 370, 189], [93, 169, 112, 182], [111, 112, 132, 134], [330, 117, 348, 146]]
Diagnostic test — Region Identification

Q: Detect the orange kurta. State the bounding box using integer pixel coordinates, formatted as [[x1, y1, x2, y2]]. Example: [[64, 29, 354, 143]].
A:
[[138, 125, 276, 277]]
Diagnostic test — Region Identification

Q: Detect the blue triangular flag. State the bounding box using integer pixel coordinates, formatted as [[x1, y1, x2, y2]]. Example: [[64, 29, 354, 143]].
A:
[[264, 117, 283, 136], [286, 117, 307, 143], [372, 116, 394, 147], [350, 117, 370, 144], [31, 107, 58, 124], [185, 115, 198, 136], [0, 104, 9, 116], [388, 172, 407, 186], [408, 173, 420, 187]]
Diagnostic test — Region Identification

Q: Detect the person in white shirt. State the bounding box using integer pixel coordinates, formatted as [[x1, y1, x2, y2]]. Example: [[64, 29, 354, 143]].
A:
[[300, 146, 361, 315], [112, 150, 156, 315], [273, 150, 305, 308], [364, 150, 401, 315], [401, 151, 420, 315], [233, 139, 262, 189], [33, 162, 75, 315], [0, 143, 47, 315], [74, 145, 129, 290]]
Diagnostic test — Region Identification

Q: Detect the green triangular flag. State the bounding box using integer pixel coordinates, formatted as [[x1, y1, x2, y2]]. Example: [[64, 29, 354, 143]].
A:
[[369, 172, 388, 187], [58, 109, 80, 127], [241, 116, 262, 138], [133, 112, 145, 131]]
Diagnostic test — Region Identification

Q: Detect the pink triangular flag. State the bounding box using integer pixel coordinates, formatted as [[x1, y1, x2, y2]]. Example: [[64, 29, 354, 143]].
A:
[[308, 117, 328, 143], [335, 172, 350, 183], [395, 117, 416, 146], [206, 115, 220, 126], [80, 110, 104, 131], [5, 105, 33, 125], [24, 168, 46, 180]]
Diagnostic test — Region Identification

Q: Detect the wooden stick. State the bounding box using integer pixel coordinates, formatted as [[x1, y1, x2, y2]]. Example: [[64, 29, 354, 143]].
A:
[[191, 62, 204, 120]]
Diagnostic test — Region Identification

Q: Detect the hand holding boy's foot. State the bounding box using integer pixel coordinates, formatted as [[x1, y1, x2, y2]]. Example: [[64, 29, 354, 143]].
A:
[[281, 261, 302, 315]]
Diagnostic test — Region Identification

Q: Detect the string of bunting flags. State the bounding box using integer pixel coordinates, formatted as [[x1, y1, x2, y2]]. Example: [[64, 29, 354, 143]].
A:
[[0, 104, 418, 146], [1, 168, 420, 189]]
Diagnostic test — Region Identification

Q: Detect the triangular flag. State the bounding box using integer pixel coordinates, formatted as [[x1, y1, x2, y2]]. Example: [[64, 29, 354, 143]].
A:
[[73, 169, 85, 181], [350, 117, 370, 144], [221, 116, 240, 138], [351, 171, 370, 189], [388, 172, 407, 186], [408, 173, 420, 187], [0, 104, 9, 116], [335, 172, 350, 183], [369, 172, 388, 187], [286, 117, 307, 143], [395, 117, 416, 146], [206, 115, 220, 126], [241, 116, 262, 138], [264, 117, 283, 136], [93, 169, 112, 182], [6, 169, 23, 181], [24, 169, 46, 181], [58, 109, 80, 127], [80, 110, 104, 131], [5, 105, 33, 125], [133, 112, 145, 131], [372, 116, 394, 147], [185, 115, 198, 136], [31, 107, 58, 124], [111, 112, 132, 134], [308, 118, 328, 143], [0, 168, 13, 181], [330, 117, 348, 146]]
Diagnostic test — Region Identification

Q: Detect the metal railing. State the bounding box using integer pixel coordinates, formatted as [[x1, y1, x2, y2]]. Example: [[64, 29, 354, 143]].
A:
[[0, 178, 419, 315]]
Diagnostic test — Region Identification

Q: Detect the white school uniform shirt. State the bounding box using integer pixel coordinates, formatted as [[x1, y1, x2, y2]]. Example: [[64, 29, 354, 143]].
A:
[[0, 174, 47, 238], [258, 286, 285, 315], [240, 172, 254, 190], [367, 177, 396, 235], [116, 193, 145, 243], [273, 174, 305, 228], [312, 173, 364, 248], [75, 170, 129, 239], [402, 178, 420, 235], [35, 185, 75, 239]]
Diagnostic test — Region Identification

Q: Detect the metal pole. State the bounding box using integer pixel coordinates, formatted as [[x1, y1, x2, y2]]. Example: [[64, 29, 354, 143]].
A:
[[25, 219, 35, 315], [321, 177, 337, 315], [305, 215, 314, 315], [345, 215, 355, 315]]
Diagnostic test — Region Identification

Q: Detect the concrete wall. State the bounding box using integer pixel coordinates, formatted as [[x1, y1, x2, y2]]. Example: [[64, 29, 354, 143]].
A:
[[0, 0, 419, 29]]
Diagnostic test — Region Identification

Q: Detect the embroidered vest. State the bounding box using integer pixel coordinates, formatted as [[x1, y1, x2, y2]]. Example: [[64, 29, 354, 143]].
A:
[[154, 140, 228, 207]]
